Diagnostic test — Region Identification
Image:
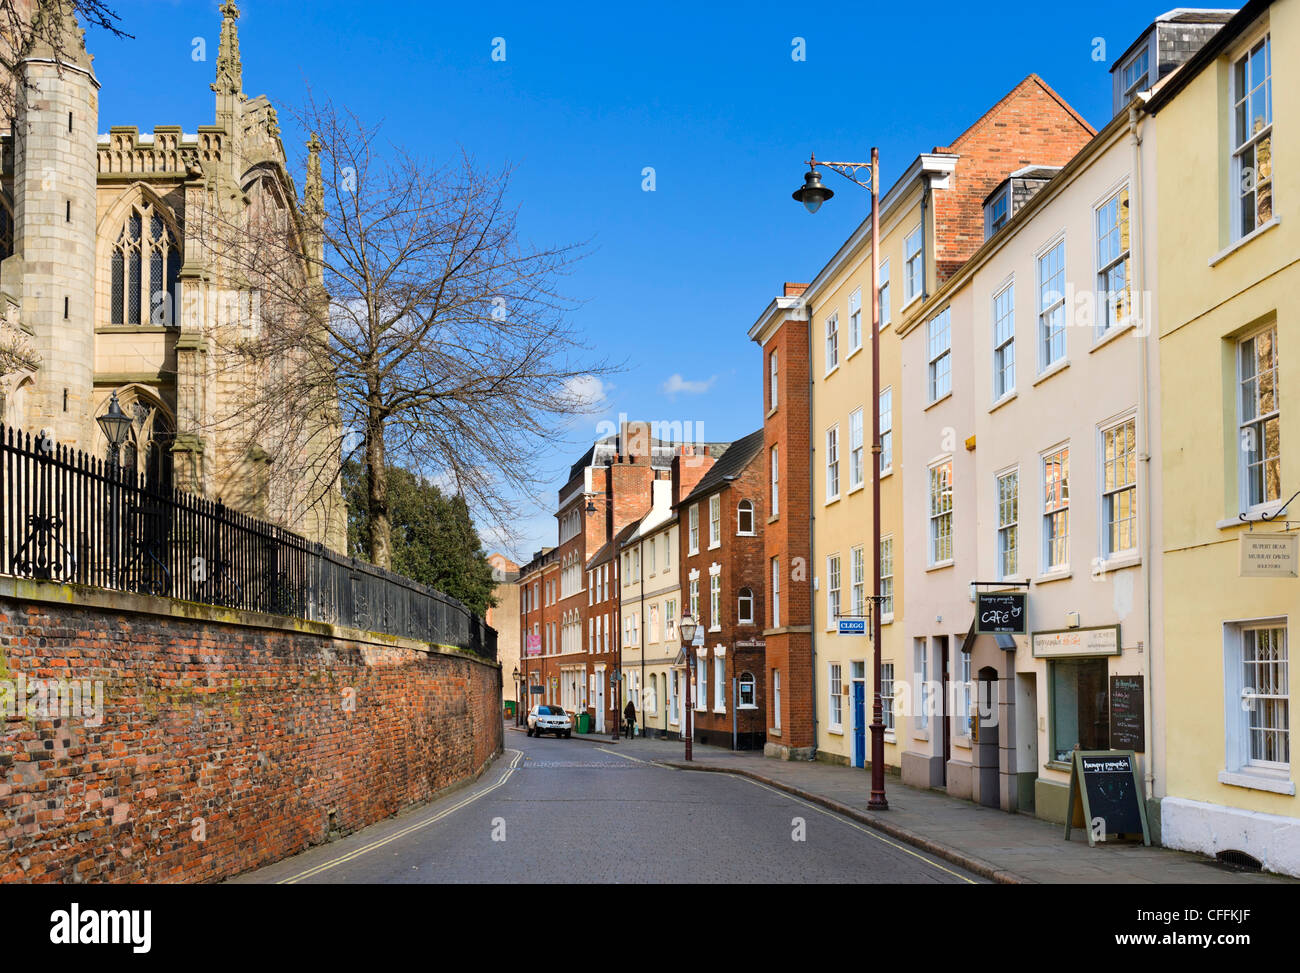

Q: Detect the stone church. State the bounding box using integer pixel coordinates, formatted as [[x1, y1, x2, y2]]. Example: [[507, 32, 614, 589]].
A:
[[0, 0, 346, 550]]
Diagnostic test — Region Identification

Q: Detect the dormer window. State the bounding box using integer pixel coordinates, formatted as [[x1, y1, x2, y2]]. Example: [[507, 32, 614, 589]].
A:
[[984, 185, 1009, 240], [1121, 47, 1150, 99]]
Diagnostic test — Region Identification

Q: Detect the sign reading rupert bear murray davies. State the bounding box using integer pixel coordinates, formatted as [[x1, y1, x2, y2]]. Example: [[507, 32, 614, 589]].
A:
[[1240, 532, 1299, 578], [975, 592, 1027, 634], [1031, 625, 1120, 658]]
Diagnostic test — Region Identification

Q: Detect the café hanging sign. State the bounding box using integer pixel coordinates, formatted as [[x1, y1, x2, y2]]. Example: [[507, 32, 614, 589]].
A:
[[975, 592, 1027, 635]]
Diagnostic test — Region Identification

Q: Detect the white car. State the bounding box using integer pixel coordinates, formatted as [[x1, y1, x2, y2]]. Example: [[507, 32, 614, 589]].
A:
[[527, 704, 572, 738]]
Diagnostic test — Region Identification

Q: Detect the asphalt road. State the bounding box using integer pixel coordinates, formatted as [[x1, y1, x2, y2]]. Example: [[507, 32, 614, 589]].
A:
[[231, 731, 981, 884]]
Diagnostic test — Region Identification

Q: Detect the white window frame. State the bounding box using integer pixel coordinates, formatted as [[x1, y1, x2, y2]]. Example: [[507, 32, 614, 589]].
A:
[[1038, 238, 1067, 370], [1095, 186, 1131, 337], [914, 639, 930, 732], [737, 498, 755, 536], [769, 348, 778, 411], [879, 387, 893, 474], [880, 662, 896, 734], [825, 310, 840, 374], [771, 444, 779, 516], [696, 654, 708, 712], [879, 256, 891, 328], [1121, 46, 1149, 100], [903, 223, 923, 304], [688, 504, 700, 554], [828, 662, 844, 731], [738, 587, 754, 625], [849, 407, 865, 490], [848, 287, 863, 353], [880, 536, 894, 620], [714, 654, 726, 713], [1238, 325, 1281, 512], [825, 424, 840, 502], [1223, 619, 1290, 782], [709, 573, 721, 631], [992, 280, 1015, 400], [771, 556, 781, 628], [773, 669, 782, 730], [708, 494, 721, 549], [996, 467, 1019, 580], [927, 307, 952, 402], [1231, 32, 1274, 242], [984, 184, 1010, 239], [826, 553, 841, 628], [928, 458, 953, 566], [1042, 443, 1070, 572], [850, 545, 865, 619], [1100, 415, 1138, 558]]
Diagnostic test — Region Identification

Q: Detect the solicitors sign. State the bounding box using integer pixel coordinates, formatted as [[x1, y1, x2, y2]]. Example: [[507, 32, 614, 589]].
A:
[[1239, 532, 1298, 578]]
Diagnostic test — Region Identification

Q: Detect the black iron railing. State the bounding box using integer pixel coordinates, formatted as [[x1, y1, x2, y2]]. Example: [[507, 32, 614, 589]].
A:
[[0, 424, 497, 661]]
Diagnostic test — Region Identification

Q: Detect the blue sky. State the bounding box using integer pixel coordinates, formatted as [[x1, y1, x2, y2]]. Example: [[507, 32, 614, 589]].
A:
[[95, 0, 1206, 560]]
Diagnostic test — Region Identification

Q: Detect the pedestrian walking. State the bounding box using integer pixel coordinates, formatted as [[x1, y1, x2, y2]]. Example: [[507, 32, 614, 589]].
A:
[[624, 699, 637, 739]]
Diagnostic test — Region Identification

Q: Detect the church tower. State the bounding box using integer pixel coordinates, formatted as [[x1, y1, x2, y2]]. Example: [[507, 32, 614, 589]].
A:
[[10, 0, 99, 446]]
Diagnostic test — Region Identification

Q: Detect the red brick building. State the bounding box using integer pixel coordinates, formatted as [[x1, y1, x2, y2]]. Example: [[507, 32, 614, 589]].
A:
[[675, 429, 768, 749]]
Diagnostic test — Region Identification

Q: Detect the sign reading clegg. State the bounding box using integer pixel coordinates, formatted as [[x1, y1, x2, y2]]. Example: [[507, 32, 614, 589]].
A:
[[975, 592, 1027, 634]]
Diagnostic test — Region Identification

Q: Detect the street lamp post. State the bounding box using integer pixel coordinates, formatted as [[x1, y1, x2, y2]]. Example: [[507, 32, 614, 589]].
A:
[[678, 615, 698, 761], [512, 666, 520, 727], [793, 149, 889, 810], [96, 390, 133, 590]]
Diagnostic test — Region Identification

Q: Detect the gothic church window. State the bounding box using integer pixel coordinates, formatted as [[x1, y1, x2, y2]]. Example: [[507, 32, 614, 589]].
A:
[[110, 203, 181, 326]]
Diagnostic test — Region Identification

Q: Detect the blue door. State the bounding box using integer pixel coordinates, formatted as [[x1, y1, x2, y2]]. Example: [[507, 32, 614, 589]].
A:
[[852, 681, 866, 768]]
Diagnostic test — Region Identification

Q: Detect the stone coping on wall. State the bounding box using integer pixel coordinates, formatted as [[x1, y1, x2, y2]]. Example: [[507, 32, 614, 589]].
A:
[[0, 576, 500, 671]]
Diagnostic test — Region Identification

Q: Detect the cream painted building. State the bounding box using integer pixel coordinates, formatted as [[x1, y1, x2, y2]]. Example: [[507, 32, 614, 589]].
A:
[[779, 77, 1094, 773], [1147, 0, 1300, 876], [0, 2, 344, 547], [897, 103, 1164, 822], [619, 480, 681, 738]]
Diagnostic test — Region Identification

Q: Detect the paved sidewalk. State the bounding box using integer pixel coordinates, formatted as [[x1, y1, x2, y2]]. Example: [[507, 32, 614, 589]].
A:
[[522, 726, 1292, 885]]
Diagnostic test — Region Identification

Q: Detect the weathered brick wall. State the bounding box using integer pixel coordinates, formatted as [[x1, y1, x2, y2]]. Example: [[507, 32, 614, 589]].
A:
[[0, 579, 502, 883]]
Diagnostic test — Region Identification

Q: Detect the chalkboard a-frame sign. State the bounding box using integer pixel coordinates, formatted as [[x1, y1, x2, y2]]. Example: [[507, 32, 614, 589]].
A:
[[1063, 750, 1150, 847]]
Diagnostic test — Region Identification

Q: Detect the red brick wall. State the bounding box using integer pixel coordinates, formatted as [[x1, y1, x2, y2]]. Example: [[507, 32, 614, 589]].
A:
[[762, 314, 814, 749], [932, 74, 1095, 283], [0, 583, 502, 883]]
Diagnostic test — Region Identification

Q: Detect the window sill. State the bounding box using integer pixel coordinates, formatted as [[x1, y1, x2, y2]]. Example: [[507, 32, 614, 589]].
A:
[[825, 364, 840, 380], [1218, 499, 1288, 530], [827, 726, 844, 736], [879, 467, 893, 479], [707, 542, 721, 551], [848, 483, 865, 497], [1034, 569, 1072, 585], [847, 345, 863, 362], [913, 728, 930, 743], [1090, 320, 1136, 353], [900, 292, 923, 317], [713, 707, 727, 715], [989, 390, 1018, 415], [926, 560, 954, 573], [766, 405, 778, 419], [884, 731, 897, 744], [825, 495, 841, 507], [924, 390, 953, 412], [767, 514, 780, 525], [1033, 358, 1070, 387], [1094, 552, 1140, 575], [881, 613, 894, 625], [769, 727, 782, 738], [736, 531, 756, 538], [1209, 216, 1282, 267], [1218, 769, 1295, 796]]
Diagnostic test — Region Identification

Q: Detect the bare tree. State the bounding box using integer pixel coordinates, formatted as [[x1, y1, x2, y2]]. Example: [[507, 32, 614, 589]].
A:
[[0, 0, 128, 126], [210, 94, 612, 568]]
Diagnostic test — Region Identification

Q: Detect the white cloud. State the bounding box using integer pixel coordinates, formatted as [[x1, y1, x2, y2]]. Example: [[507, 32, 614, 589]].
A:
[[661, 373, 716, 398], [564, 374, 612, 412]]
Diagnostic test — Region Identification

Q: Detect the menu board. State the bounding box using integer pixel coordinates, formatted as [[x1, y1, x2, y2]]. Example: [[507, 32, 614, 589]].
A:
[[1109, 674, 1145, 751], [1064, 750, 1150, 846]]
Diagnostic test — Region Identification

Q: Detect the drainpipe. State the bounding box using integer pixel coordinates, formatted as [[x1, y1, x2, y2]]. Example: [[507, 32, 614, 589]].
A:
[[1129, 100, 1156, 801], [921, 174, 932, 300], [807, 295, 818, 760]]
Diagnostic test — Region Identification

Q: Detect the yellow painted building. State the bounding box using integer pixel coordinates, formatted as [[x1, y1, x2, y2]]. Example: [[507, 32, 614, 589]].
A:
[[1149, 0, 1300, 875]]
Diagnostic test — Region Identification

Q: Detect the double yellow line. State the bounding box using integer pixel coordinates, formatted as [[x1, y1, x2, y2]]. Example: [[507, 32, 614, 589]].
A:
[[276, 748, 524, 884]]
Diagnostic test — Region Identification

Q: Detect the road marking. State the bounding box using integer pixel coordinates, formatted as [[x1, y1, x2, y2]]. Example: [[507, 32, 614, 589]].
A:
[[275, 749, 523, 884], [736, 775, 978, 884], [596, 746, 649, 764]]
